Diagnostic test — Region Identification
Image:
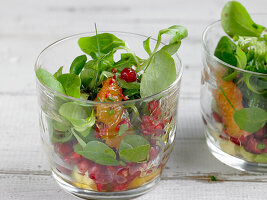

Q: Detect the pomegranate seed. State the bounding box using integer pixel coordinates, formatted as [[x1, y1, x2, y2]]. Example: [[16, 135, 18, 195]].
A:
[[63, 155, 71, 164], [96, 183, 106, 192], [55, 143, 72, 156], [70, 152, 82, 164], [113, 182, 129, 192], [94, 166, 113, 184], [244, 136, 262, 154], [141, 115, 164, 136], [212, 112, 222, 122], [149, 146, 160, 161], [148, 100, 160, 117], [78, 160, 91, 174], [254, 127, 266, 139], [230, 137, 241, 146], [120, 68, 137, 82]]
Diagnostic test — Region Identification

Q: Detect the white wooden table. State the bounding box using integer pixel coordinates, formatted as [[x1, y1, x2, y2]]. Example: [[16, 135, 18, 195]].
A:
[[1, 0, 267, 199]]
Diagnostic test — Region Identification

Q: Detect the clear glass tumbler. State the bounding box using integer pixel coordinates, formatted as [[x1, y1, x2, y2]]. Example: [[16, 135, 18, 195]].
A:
[[35, 32, 183, 199], [201, 16, 267, 172]]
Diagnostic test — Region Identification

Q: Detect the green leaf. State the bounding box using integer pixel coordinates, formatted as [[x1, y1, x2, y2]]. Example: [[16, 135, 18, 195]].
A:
[[118, 124, 129, 136], [114, 53, 141, 71], [80, 68, 97, 89], [235, 46, 247, 68], [153, 25, 188, 53], [257, 143, 266, 150], [117, 78, 140, 90], [53, 66, 63, 79], [214, 36, 237, 66], [140, 50, 176, 98], [57, 73, 81, 98], [143, 37, 152, 56], [119, 135, 150, 163], [70, 55, 87, 75], [59, 102, 95, 133], [78, 33, 125, 59], [51, 130, 73, 143], [233, 107, 267, 133], [221, 1, 265, 37], [77, 141, 121, 166], [160, 41, 181, 55], [70, 128, 87, 148], [59, 102, 91, 121], [97, 71, 114, 86], [36, 68, 66, 94]]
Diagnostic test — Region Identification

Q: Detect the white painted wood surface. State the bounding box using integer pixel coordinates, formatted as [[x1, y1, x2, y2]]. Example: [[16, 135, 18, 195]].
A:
[[0, 0, 267, 199]]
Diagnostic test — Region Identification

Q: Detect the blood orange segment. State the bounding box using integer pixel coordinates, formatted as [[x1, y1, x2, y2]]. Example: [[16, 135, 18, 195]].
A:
[[94, 77, 129, 149], [214, 80, 247, 138]]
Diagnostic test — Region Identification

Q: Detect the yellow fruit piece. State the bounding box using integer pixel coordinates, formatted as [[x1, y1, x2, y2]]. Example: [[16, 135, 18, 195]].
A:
[[128, 167, 161, 189], [71, 167, 97, 191], [220, 140, 236, 156]]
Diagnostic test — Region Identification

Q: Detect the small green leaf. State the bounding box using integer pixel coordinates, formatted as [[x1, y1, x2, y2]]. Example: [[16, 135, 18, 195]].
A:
[[117, 78, 140, 90], [143, 37, 152, 56], [119, 135, 150, 163], [114, 53, 141, 71], [235, 46, 247, 68], [160, 41, 181, 55], [140, 50, 176, 98], [36, 68, 66, 94], [51, 130, 73, 143], [77, 141, 121, 166], [214, 36, 237, 66], [53, 66, 63, 79], [70, 55, 87, 75], [153, 25, 188, 53], [234, 107, 267, 133], [118, 124, 129, 136], [57, 73, 81, 98], [71, 128, 87, 148], [257, 143, 266, 150], [221, 1, 265, 37], [78, 33, 125, 59], [59, 102, 95, 133]]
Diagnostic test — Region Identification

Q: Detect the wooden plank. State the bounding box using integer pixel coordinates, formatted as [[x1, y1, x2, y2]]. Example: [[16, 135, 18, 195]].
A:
[[1, 174, 267, 200]]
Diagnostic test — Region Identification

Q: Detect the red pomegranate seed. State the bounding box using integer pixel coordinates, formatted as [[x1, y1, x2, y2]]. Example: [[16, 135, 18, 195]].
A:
[[113, 182, 129, 192], [230, 137, 241, 146], [70, 152, 82, 164], [245, 136, 262, 154], [96, 183, 106, 192], [78, 160, 91, 174], [212, 112, 222, 122], [149, 146, 160, 161], [120, 68, 137, 82], [63, 155, 71, 164], [148, 100, 160, 117], [56, 143, 72, 156]]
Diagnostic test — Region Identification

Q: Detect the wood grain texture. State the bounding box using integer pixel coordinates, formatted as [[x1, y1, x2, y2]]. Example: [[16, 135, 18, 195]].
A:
[[0, 0, 267, 199]]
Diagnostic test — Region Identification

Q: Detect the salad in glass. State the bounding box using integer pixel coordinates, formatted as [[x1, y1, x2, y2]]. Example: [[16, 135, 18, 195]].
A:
[[201, 1, 267, 171], [35, 25, 187, 198]]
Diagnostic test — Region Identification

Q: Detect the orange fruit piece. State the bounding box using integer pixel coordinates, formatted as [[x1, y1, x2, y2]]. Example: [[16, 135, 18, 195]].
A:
[[94, 77, 129, 149], [214, 80, 247, 138]]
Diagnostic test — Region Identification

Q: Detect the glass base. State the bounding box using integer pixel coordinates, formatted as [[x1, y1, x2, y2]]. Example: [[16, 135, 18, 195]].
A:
[[206, 137, 267, 173], [52, 170, 160, 199]]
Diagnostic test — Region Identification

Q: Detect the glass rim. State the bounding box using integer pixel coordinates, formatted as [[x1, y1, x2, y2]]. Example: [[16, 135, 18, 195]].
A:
[[34, 31, 183, 105], [202, 13, 267, 77]]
